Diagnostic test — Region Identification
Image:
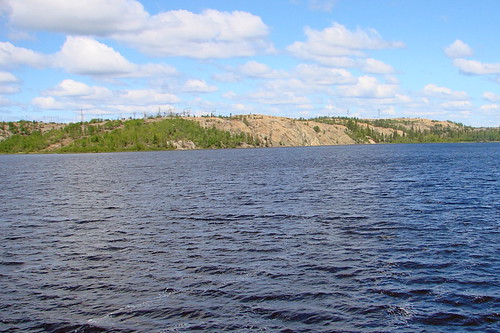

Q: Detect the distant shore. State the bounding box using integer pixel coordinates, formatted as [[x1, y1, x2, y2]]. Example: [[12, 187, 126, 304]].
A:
[[1, 115, 499, 154]]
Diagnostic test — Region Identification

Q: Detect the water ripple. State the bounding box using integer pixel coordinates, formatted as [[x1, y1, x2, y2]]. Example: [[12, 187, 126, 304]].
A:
[[1, 143, 498, 332]]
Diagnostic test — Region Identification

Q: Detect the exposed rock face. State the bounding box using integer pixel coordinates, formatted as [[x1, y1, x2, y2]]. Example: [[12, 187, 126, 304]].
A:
[[1, 115, 475, 152], [192, 115, 356, 147], [167, 140, 196, 150]]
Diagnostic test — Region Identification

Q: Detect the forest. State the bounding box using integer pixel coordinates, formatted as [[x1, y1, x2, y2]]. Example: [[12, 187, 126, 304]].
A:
[[0, 115, 498, 154], [0, 117, 259, 154], [311, 117, 500, 144]]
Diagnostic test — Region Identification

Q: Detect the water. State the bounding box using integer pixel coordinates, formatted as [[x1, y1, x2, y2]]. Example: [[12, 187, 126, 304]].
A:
[[0, 143, 498, 332]]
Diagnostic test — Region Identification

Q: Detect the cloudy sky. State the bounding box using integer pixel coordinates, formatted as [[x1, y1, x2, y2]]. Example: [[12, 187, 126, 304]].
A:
[[0, 0, 499, 126]]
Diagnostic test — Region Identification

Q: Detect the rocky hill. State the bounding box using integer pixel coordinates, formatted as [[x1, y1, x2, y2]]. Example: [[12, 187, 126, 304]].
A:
[[192, 115, 356, 147], [0, 115, 498, 154]]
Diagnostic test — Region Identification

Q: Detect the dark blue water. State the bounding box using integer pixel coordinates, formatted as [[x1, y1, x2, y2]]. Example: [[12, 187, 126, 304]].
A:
[[0, 143, 498, 332]]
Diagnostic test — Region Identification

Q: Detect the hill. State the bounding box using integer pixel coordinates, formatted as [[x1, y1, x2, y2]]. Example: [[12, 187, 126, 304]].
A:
[[0, 115, 498, 154]]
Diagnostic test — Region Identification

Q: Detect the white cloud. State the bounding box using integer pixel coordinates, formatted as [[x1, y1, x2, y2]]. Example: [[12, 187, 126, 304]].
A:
[[294, 64, 355, 85], [483, 91, 500, 102], [44, 79, 113, 100], [5, 0, 148, 36], [222, 91, 238, 100], [33, 80, 181, 116], [0, 96, 14, 107], [139, 63, 178, 77], [32, 96, 66, 109], [444, 40, 473, 58], [0, 85, 20, 94], [287, 23, 402, 73], [114, 9, 274, 59], [0, 71, 19, 83], [337, 76, 398, 98], [0, 41, 47, 68], [212, 72, 242, 83], [54, 36, 136, 77], [119, 89, 180, 104], [288, 22, 404, 60], [239, 61, 287, 79], [382, 106, 397, 115], [308, 56, 358, 68], [5, 1, 274, 59], [53, 37, 177, 78], [183, 79, 218, 93], [0, 71, 20, 94], [262, 78, 310, 92], [452, 58, 500, 76], [248, 89, 310, 105], [232, 103, 254, 113], [440, 100, 472, 110], [360, 58, 395, 74], [5, 2, 274, 59], [480, 104, 500, 113], [423, 84, 468, 100]]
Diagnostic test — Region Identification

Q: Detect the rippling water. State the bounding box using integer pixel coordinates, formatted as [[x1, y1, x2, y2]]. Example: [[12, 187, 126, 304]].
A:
[[1, 143, 499, 332]]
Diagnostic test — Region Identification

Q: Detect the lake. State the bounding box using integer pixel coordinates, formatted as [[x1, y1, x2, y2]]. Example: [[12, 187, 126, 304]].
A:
[[0, 143, 498, 332]]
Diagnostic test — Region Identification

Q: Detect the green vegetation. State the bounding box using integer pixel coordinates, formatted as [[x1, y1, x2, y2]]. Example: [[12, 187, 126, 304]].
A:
[[311, 116, 500, 144], [1, 115, 498, 154], [0, 118, 259, 154]]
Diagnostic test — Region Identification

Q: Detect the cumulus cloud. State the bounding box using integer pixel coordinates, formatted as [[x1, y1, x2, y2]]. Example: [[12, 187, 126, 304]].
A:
[[483, 91, 500, 102], [113, 9, 274, 58], [222, 91, 238, 100], [44, 79, 113, 100], [288, 22, 404, 59], [0, 41, 47, 68], [0, 84, 20, 94], [423, 84, 468, 100], [480, 104, 500, 113], [232, 103, 254, 113], [248, 89, 310, 105], [32, 96, 66, 110], [0, 71, 21, 94], [444, 40, 473, 58], [440, 100, 472, 110], [54, 36, 136, 77], [33, 79, 181, 116], [53, 37, 177, 78], [287, 22, 402, 73], [4, 1, 274, 59], [0, 96, 14, 107], [236, 77, 313, 106], [119, 89, 180, 104], [452, 58, 500, 76], [183, 79, 218, 93], [360, 58, 395, 74], [0, 71, 19, 83], [294, 64, 355, 85], [337, 76, 399, 98], [212, 72, 242, 83], [5, 0, 148, 35], [239, 61, 287, 79]]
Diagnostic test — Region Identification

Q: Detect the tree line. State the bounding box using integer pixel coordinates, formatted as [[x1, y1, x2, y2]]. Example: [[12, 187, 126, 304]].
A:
[[0, 118, 260, 154], [311, 117, 500, 144]]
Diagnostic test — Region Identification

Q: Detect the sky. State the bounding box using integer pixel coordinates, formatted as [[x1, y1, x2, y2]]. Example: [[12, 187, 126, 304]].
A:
[[0, 0, 499, 127]]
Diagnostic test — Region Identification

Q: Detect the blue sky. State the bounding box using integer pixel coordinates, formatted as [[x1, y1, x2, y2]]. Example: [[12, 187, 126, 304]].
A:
[[0, 0, 499, 126]]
